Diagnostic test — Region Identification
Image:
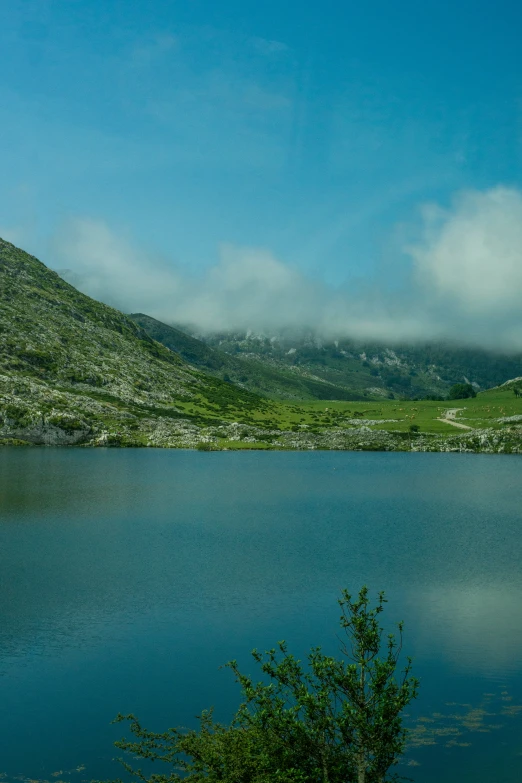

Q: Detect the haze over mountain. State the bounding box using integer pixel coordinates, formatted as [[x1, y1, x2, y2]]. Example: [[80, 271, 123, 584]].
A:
[[131, 313, 522, 400], [130, 313, 363, 400], [52, 186, 522, 351]]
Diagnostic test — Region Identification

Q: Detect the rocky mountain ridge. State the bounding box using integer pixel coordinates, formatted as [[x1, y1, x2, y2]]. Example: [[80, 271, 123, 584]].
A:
[[194, 329, 522, 399]]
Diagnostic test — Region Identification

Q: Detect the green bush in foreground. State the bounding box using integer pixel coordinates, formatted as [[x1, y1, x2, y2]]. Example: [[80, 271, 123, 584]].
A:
[[107, 588, 418, 783]]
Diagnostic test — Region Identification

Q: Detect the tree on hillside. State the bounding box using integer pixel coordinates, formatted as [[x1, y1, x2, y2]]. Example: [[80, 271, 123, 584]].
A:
[[107, 588, 418, 783], [448, 383, 476, 400]]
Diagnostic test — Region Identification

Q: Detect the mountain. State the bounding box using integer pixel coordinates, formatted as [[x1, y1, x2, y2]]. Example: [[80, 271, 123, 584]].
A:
[[0, 238, 270, 446], [195, 331, 522, 400], [1, 236, 521, 454], [130, 313, 365, 401]]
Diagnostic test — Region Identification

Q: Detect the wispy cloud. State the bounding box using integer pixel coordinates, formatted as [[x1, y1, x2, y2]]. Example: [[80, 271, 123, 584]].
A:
[[49, 186, 522, 350]]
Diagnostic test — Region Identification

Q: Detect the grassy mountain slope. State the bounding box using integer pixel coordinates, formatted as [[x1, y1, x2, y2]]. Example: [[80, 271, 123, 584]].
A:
[[130, 313, 365, 401], [0, 238, 271, 446], [199, 332, 522, 399], [1, 236, 521, 453]]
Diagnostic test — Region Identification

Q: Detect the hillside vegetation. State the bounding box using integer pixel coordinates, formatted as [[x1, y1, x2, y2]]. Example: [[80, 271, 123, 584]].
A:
[[199, 331, 522, 399], [131, 313, 365, 401], [0, 238, 272, 446]]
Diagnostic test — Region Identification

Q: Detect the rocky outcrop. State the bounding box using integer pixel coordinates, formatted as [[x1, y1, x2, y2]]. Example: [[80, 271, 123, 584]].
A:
[[0, 420, 91, 445]]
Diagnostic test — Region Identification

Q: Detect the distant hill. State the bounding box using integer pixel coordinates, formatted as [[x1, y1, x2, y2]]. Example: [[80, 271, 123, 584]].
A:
[[195, 330, 522, 400], [0, 238, 269, 446], [130, 313, 365, 401]]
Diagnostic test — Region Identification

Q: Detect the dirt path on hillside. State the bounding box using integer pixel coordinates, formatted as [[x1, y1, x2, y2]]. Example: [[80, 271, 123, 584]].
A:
[[436, 408, 473, 430]]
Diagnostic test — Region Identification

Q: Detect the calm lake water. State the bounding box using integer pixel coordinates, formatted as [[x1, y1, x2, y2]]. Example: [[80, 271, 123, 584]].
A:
[[1, 449, 522, 782]]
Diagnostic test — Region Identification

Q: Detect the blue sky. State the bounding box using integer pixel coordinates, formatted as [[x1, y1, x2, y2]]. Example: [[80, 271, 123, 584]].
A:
[[1, 1, 522, 343]]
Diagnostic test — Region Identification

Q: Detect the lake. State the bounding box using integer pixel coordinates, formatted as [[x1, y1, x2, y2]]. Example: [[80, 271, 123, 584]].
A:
[[1, 449, 521, 782]]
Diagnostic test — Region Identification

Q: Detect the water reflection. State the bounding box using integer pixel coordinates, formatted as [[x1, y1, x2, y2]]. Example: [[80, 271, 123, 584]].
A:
[[408, 585, 522, 673], [1, 449, 522, 780]]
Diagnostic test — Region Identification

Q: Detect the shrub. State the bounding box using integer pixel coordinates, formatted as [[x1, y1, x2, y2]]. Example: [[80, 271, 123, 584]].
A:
[[448, 383, 476, 400], [104, 588, 418, 783], [196, 441, 213, 451]]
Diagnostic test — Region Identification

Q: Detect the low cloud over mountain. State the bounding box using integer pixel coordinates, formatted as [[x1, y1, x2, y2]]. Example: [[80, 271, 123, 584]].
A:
[[52, 186, 522, 350]]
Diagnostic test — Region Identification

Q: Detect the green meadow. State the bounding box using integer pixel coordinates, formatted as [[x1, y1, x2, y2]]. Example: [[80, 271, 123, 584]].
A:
[[177, 381, 522, 439]]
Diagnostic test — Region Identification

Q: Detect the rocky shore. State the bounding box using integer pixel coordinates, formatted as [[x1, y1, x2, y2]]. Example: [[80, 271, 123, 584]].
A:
[[2, 403, 521, 454]]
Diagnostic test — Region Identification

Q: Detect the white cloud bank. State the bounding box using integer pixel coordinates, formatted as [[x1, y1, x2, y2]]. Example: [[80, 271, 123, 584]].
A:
[[412, 187, 522, 316], [50, 186, 522, 349]]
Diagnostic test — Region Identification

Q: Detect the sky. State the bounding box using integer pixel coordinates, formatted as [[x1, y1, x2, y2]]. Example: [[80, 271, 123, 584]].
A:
[[1, 0, 522, 346]]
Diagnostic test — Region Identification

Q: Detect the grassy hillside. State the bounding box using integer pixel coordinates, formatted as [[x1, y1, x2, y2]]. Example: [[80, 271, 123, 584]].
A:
[[131, 313, 365, 401], [281, 380, 522, 435], [0, 238, 272, 446]]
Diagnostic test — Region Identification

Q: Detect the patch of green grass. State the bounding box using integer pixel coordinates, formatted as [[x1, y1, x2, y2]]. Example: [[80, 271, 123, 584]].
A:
[[268, 387, 522, 435]]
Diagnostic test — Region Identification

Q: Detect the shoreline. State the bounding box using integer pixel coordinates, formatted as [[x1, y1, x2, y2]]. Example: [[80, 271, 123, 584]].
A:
[[2, 426, 522, 454]]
